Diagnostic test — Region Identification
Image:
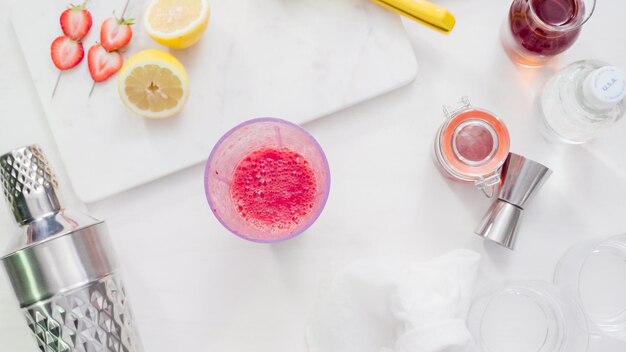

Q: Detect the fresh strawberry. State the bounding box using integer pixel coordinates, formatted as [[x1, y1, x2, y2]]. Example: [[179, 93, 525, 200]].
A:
[[60, 4, 93, 41], [100, 16, 134, 52], [88, 44, 123, 82], [51, 36, 84, 70]]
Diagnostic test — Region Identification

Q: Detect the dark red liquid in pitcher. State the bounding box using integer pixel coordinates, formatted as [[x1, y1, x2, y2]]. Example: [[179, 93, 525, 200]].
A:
[[509, 0, 583, 56]]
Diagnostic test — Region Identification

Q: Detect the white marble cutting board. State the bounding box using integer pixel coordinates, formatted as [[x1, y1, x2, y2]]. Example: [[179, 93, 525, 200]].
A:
[[11, 0, 417, 203]]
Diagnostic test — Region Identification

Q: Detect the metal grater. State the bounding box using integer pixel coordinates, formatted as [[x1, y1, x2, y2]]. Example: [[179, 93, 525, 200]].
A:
[[0, 145, 143, 352]]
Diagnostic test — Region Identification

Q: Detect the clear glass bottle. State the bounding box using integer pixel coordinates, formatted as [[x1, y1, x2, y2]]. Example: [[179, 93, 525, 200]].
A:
[[538, 60, 626, 144]]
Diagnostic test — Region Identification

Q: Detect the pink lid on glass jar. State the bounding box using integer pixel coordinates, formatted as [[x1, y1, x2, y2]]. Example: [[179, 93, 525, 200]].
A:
[[434, 97, 510, 196], [204, 118, 331, 243]]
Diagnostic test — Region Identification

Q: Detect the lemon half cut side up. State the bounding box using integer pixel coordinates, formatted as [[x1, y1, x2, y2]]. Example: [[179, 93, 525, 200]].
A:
[[118, 49, 190, 119]]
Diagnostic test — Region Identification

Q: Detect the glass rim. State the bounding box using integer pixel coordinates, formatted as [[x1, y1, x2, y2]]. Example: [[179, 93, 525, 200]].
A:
[[437, 108, 510, 180], [452, 120, 500, 167], [470, 280, 589, 352], [527, 0, 596, 33], [575, 235, 626, 323], [554, 233, 626, 340], [204, 117, 331, 243]]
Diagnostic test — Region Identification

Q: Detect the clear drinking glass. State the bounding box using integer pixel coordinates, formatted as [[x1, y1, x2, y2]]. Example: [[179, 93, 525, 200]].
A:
[[204, 118, 331, 243], [501, 0, 596, 67], [467, 281, 589, 352], [554, 234, 626, 341]]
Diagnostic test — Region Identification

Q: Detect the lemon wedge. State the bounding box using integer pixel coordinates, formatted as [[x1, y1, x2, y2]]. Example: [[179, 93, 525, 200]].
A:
[[118, 49, 190, 119], [143, 0, 210, 49]]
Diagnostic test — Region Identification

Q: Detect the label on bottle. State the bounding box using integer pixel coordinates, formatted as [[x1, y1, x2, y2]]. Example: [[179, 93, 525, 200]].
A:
[[583, 66, 626, 110]]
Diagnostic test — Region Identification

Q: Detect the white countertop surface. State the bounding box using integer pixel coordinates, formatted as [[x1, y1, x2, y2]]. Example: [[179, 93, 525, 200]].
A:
[[1, 0, 625, 351]]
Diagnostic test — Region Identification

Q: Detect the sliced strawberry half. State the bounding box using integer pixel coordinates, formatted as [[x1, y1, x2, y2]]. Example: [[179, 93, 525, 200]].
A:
[[60, 4, 93, 41], [101, 16, 134, 52], [51, 36, 84, 70], [88, 44, 123, 82]]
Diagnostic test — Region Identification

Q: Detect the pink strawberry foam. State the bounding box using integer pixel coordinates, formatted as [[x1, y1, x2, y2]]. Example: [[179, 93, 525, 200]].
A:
[[230, 147, 317, 235]]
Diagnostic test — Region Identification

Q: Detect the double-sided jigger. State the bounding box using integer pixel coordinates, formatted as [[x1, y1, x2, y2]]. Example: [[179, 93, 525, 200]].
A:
[[475, 153, 553, 250]]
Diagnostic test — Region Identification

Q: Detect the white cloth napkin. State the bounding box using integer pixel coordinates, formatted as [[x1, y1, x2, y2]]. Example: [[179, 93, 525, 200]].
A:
[[306, 250, 481, 352]]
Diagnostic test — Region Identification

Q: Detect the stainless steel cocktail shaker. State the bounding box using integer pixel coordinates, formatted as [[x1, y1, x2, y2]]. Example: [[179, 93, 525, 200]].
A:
[[0, 145, 142, 352]]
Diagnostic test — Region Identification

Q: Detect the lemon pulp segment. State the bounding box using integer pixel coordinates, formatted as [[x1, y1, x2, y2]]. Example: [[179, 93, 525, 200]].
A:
[[118, 49, 189, 119], [125, 65, 183, 112]]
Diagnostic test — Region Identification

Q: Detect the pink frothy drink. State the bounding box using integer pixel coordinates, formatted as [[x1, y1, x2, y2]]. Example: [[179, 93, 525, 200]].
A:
[[205, 118, 330, 243]]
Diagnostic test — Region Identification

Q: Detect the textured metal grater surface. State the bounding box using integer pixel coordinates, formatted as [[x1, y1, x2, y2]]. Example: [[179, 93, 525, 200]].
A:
[[0, 145, 60, 224], [0, 145, 57, 199], [23, 275, 142, 352]]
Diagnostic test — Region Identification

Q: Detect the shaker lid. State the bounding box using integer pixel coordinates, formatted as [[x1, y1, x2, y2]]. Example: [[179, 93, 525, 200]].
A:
[[0, 145, 61, 225], [582, 66, 626, 110], [1, 145, 103, 255]]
